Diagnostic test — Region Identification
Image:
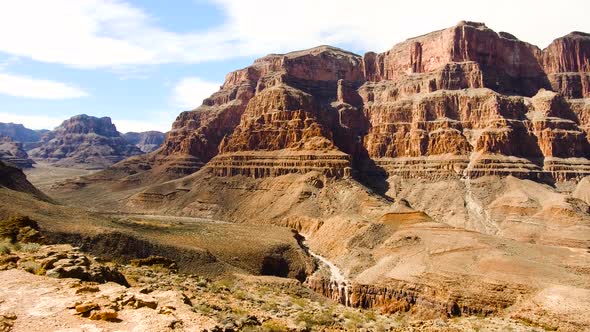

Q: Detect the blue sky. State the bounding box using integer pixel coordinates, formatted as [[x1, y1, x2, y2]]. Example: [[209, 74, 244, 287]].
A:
[[0, 0, 589, 133]]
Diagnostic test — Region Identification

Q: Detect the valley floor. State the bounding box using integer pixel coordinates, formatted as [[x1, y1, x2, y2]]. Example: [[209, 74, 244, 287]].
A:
[[1, 164, 589, 331], [24, 162, 98, 193]]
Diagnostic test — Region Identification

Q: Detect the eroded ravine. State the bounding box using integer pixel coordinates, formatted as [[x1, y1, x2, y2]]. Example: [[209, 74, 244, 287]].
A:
[[300, 236, 352, 306]]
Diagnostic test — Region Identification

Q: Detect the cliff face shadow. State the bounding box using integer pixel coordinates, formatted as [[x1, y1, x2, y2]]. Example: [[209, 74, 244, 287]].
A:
[[351, 151, 391, 199]]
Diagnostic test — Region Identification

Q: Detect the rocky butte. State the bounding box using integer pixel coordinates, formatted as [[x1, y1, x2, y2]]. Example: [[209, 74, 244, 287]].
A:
[[29, 114, 143, 169]]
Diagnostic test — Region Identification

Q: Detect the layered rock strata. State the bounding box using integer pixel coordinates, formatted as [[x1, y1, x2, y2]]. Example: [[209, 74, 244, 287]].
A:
[[0, 122, 45, 143], [29, 115, 142, 169], [542, 31, 590, 98], [0, 136, 34, 169], [122, 131, 166, 153]]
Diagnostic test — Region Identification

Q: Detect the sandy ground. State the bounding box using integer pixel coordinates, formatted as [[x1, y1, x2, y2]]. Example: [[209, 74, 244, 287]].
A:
[[24, 162, 98, 193]]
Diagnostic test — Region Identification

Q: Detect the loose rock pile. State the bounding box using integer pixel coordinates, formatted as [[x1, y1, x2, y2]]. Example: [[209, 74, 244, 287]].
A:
[[0, 244, 129, 286]]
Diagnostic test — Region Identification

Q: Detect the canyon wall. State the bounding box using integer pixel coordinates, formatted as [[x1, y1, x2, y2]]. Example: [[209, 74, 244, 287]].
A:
[[542, 31, 590, 98], [153, 21, 590, 182]]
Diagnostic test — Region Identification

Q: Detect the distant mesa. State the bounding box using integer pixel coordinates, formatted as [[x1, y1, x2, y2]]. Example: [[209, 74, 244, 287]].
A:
[[0, 135, 34, 169], [28, 114, 143, 169], [0, 122, 47, 145], [122, 131, 166, 153]]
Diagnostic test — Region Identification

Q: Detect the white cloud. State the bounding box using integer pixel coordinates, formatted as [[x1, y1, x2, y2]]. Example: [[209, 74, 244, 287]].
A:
[[0, 0, 588, 69], [0, 73, 88, 99], [172, 77, 220, 109], [0, 112, 174, 133], [113, 111, 176, 133], [113, 119, 168, 133], [212, 0, 590, 53], [0, 113, 63, 130], [0, 0, 236, 68]]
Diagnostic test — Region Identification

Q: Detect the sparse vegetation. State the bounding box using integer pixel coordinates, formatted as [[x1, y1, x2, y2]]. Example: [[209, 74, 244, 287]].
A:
[[18, 260, 44, 275], [260, 319, 289, 332], [0, 215, 44, 244], [210, 278, 234, 293], [296, 309, 334, 328], [20, 243, 41, 253], [289, 295, 306, 308], [129, 255, 176, 269], [0, 239, 12, 255]]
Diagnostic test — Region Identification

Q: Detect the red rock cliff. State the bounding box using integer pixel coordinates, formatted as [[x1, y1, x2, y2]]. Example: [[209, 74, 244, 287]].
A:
[[542, 32, 590, 98], [155, 21, 590, 182]]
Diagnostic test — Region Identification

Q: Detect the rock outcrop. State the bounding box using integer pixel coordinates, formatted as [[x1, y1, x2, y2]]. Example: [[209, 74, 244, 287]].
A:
[[542, 31, 590, 98], [122, 131, 166, 153], [362, 21, 548, 96], [29, 115, 142, 169], [0, 136, 34, 169]]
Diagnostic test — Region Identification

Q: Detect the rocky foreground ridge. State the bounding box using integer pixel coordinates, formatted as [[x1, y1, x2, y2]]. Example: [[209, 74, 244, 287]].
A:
[[131, 21, 590, 183], [29, 115, 143, 169]]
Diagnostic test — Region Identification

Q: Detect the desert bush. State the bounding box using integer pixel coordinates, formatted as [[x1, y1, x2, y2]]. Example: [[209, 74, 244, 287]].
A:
[[129, 255, 176, 268], [0, 216, 43, 244], [296, 309, 334, 328], [19, 260, 44, 275], [0, 239, 12, 254], [343, 309, 364, 323], [289, 295, 306, 308], [234, 289, 247, 300], [20, 243, 41, 253], [260, 319, 288, 332], [363, 309, 377, 321], [210, 279, 234, 293], [195, 276, 208, 288], [193, 303, 213, 314], [261, 300, 278, 312]]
